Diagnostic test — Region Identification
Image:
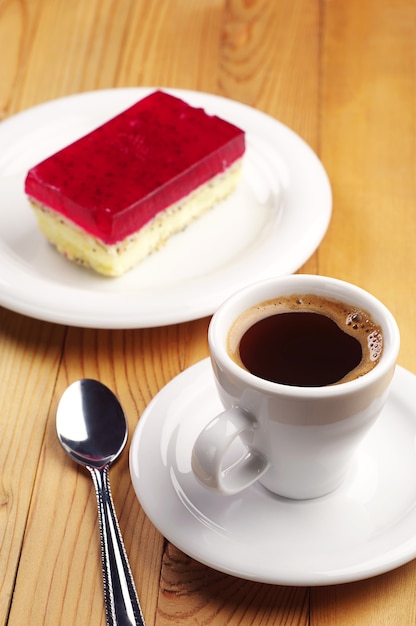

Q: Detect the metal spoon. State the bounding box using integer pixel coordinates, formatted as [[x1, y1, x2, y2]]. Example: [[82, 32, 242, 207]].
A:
[[56, 379, 146, 626]]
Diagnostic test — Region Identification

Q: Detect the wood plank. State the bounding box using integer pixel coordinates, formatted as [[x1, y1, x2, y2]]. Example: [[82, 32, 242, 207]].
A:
[[0, 311, 65, 626], [319, 0, 416, 372], [155, 545, 308, 625], [313, 0, 416, 622], [312, 563, 416, 625]]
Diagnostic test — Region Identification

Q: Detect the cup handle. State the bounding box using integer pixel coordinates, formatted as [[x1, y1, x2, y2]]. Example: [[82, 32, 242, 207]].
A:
[[191, 407, 270, 495]]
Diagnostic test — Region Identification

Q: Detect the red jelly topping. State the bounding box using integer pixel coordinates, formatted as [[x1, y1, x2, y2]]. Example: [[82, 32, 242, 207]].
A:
[[25, 91, 245, 244]]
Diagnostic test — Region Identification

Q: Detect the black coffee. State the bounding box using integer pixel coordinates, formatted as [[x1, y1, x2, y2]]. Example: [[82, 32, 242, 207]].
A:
[[228, 294, 383, 387]]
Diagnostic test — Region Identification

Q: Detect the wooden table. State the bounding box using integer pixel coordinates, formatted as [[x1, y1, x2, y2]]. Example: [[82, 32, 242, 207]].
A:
[[1, 1, 416, 624]]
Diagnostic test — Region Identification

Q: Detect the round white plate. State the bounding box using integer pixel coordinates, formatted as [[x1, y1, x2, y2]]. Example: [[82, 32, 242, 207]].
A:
[[130, 360, 416, 586], [0, 88, 331, 328]]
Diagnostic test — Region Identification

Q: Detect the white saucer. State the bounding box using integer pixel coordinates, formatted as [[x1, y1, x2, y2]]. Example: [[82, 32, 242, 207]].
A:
[[129, 359, 416, 586], [0, 88, 331, 327]]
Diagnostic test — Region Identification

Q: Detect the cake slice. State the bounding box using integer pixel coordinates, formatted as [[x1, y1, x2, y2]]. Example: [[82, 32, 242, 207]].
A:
[[25, 90, 245, 276]]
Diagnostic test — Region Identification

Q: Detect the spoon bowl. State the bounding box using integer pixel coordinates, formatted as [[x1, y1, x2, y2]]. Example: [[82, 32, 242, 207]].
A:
[[57, 379, 127, 469], [56, 379, 145, 626]]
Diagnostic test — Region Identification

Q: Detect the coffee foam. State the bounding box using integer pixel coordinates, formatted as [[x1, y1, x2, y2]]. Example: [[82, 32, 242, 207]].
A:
[[228, 294, 383, 384]]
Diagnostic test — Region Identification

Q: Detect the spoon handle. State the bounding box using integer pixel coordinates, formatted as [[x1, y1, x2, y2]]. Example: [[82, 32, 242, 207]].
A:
[[89, 466, 146, 626]]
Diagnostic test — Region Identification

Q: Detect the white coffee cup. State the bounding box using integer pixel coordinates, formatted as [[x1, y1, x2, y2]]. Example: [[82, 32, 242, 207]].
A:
[[191, 275, 400, 499]]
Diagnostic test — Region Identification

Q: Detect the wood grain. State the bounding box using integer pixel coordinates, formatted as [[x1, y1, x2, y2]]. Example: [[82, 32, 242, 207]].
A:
[[1, 0, 416, 624], [319, 0, 416, 374], [0, 311, 65, 624]]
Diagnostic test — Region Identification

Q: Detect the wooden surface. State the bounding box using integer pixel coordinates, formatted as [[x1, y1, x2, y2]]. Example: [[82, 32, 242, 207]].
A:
[[1, 0, 416, 624]]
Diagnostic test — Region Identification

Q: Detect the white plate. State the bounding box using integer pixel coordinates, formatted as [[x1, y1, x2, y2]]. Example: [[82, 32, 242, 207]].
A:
[[0, 88, 331, 328], [130, 360, 416, 586]]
